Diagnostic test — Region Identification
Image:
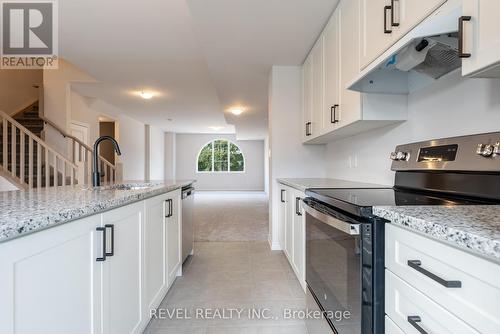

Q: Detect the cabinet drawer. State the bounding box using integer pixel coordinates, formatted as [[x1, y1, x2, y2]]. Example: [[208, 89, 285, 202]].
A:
[[386, 316, 405, 334], [386, 271, 479, 334], [386, 224, 500, 333]]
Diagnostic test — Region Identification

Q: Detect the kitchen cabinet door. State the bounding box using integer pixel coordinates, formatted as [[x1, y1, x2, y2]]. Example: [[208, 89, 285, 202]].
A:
[[166, 190, 182, 287], [360, 0, 396, 69], [462, 0, 500, 77], [338, 0, 363, 128], [101, 202, 144, 334], [392, 0, 447, 41], [323, 9, 341, 133], [144, 193, 169, 314], [292, 189, 306, 287], [278, 186, 288, 252], [302, 55, 313, 140], [0, 215, 102, 334], [311, 36, 325, 137], [284, 187, 294, 262]]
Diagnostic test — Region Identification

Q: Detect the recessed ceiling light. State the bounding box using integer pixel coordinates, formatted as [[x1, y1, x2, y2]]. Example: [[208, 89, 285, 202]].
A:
[[230, 108, 244, 116], [139, 91, 154, 99], [210, 126, 223, 131]]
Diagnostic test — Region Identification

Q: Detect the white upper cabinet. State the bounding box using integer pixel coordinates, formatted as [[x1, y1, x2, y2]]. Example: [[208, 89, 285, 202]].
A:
[[360, 0, 446, 70], [323, 9, 341, 133], [302, 55, 313, 140], [462, 0, 500, 77], [311, 37, 325, 138]]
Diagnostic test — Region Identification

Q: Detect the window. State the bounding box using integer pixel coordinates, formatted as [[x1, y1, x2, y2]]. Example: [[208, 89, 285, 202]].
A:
[[197, 139, 245, 172]]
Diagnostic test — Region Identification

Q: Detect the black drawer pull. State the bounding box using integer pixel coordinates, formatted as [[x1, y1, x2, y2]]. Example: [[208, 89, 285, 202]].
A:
[[384, 6, 392, 34], [295, 197, 302, 216], [391, 0, 400, 27], [165, 199, 173, 218], [305, 122, 312, 136], [280, 189, 286, 203], [96, 227, 106, 262], [331, 104, 339, 124], [458, 16, 472, 58], [407, 260, 462, 288], [105, 224, 115, 257], [408, 316, 428, 334]]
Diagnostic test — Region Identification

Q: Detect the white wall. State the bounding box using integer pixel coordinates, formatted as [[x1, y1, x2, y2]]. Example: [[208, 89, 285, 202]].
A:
[[147, 125, 165, 180], [268, 66, 327, 249], [176, 133, 265, 191], [164, 132, 176, 180], [325, 71, 500, 185], [0, 69, 42, 115]]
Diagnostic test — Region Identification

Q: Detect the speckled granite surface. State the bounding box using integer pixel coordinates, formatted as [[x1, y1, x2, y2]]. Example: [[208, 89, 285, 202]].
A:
[[0, 180, 194, 243], [277, 178, 388, 192], [373, 206, 500, 262]]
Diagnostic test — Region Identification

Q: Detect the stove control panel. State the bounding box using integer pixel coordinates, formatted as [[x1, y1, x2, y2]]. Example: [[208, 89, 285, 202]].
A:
[[391, 132, 500, 172]]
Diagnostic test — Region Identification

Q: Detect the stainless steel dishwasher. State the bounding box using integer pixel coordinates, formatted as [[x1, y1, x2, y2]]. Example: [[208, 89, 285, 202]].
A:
[[181, 185, 195, 263]]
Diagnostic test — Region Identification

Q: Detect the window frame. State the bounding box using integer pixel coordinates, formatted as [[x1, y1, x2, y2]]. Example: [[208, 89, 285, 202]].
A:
[[196, 139, 246, 174]]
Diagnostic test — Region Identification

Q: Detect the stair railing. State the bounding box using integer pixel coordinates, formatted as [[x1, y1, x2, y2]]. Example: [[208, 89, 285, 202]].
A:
[[0, 110, 78, 189], [38, 115, 118, 185]]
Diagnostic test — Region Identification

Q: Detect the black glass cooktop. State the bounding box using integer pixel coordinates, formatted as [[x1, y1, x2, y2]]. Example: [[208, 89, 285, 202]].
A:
[[305, 188, 494, 218]]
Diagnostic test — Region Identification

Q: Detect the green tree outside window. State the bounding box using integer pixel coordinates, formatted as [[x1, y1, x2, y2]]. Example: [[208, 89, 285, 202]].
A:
[[197, 140, 245, 172]]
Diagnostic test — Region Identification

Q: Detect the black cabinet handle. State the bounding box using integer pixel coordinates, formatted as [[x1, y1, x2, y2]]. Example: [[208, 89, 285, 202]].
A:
[[96, 227, 106, 262], [165, 199, 173, 218], [280, 189, 286, 203], [105, 224, 115, 257], [458, 16, 472, 58], [331, 105, 339, 124], [407, 260, 462, 288], [407, 316, 428, 334], [384, 6, 392, 34], [391, 0, 400, 27], [295, 197, 302, 216], [305, 122, 312, 136]]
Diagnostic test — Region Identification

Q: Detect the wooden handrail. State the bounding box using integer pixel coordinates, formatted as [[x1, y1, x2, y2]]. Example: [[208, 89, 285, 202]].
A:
[[0, 110, 77, 169], [39, 114, 115, 167]]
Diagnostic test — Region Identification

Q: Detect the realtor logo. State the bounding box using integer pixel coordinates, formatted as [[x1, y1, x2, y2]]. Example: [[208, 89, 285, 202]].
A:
[[1, 0, 58, 69]]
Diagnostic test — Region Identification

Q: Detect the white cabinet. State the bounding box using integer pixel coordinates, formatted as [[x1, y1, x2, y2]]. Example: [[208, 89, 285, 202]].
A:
[[385, 224, 500, 334], [302, 55, 313, 141], [462, 0, 500, 77], [0, 189, 183, 334], [311, 37, 324, 138], [323, 9, 341, 133], [0, 215, 102, 334], [166, 189, 182, 286], [278, 183, 306, 290], [360, 0, 446, 70], [144, 193, 169, 313], [302, 0, 407, 144], [101, 202, 144, 334], [291, 188, 305, 287]]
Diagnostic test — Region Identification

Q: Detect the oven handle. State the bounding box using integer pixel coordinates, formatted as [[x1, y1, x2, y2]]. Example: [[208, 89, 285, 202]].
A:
[[303, 201, 360, 235]]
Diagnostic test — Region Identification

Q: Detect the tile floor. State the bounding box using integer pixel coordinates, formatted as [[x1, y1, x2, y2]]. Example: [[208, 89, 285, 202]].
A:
[[144, 241, 308, 333]]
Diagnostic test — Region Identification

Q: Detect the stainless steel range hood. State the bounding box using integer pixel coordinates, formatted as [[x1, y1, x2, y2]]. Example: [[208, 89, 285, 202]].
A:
[[348, 0, 463, 95]]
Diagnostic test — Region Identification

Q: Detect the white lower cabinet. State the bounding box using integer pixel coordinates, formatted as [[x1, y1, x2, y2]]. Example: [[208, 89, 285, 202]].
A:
[[101, 202, 144, 334], [0, 189, 182, 334], [0, 215, 102, 334], [166, 189, 182, 287], [385, 224, 500, 334], [279, 182, 306, 290]]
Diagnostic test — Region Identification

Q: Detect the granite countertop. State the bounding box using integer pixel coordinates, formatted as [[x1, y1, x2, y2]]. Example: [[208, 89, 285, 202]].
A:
[[277, 178, 388, 192], [0, 180, 195, 243], [373, 206, 500, 262]]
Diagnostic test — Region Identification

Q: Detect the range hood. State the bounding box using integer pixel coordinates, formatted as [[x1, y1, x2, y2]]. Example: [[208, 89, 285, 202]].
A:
[[348, 0, 463, 94]]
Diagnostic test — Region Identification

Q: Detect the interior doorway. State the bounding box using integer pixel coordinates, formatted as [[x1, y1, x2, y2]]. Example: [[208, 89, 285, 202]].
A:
[[99, 121, 116, 164]]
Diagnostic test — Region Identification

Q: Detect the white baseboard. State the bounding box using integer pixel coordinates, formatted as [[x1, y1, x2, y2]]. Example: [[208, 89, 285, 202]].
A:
[[268, 234, 282, 250]]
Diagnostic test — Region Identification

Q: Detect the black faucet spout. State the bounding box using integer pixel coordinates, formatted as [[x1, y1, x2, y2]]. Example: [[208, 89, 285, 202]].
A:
[[92, 136, 122, 187]]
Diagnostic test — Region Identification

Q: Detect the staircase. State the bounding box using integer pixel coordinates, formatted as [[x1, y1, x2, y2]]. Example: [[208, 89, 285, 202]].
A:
[[0, 101, 118, 189]]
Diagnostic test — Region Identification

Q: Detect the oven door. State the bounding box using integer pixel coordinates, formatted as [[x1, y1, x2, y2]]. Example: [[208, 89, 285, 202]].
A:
[[304, 200, 362, 334]]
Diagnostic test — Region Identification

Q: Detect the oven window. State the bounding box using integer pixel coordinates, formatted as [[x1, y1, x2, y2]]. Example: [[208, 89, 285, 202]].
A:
[[306, 211, 361, 334]]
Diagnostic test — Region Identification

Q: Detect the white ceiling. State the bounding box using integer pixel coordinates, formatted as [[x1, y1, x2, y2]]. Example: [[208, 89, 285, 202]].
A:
[[59, 0, 338, 139]]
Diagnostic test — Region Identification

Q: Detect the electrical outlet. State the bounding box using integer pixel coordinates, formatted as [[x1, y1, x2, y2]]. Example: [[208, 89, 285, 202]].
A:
[[348, 156, 352, 168], [354, 155, 358, 168]]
